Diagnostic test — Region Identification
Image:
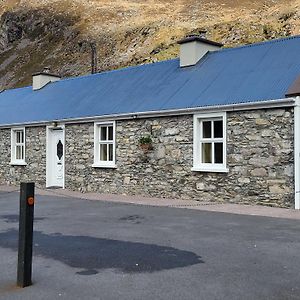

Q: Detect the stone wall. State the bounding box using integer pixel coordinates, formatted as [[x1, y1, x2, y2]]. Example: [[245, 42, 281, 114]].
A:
[[0, 108, 294, 207], [227, 109, 294, 207], [65, 108, 294, 207], [0, 126, 46, 187]]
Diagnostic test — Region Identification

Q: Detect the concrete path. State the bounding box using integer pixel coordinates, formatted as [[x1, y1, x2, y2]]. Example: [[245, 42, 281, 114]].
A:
[[0, 185, 299, 220], [0, 190, 300, 300]]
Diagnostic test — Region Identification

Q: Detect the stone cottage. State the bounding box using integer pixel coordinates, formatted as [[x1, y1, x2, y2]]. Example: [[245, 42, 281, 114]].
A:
[[1, 35, 300, 209]]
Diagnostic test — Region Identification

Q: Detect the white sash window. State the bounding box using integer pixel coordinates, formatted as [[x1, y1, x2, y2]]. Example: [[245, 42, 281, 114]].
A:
[[11, 128, 27, 165], [93, 121, 116, 168], [192, 112, 228, 173]]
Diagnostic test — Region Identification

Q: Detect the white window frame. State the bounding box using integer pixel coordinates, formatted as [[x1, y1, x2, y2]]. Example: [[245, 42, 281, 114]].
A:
[[10, 127, 27, 166], [92, 121, 116, 168], [192, 112, 228, 173]]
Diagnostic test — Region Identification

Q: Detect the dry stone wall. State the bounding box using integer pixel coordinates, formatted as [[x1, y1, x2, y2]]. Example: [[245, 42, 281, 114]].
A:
[[0, 108, 294, 207]]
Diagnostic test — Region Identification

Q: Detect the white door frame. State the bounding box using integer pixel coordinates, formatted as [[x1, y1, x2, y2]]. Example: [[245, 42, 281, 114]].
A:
[[46, 124, 65, 189]]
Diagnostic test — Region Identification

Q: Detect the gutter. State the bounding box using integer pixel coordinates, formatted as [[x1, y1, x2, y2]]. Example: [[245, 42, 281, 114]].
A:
[[0, 97, 296, 129]]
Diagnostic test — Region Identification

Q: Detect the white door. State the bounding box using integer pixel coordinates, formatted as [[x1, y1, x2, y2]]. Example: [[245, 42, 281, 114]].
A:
[[47, 128, 64, 188]]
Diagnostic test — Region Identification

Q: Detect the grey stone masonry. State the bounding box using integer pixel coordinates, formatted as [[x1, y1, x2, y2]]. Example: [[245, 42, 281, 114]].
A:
[[65, 108, 294, 207], [0, 126, 46, 187], [0, 108, 294, 207]]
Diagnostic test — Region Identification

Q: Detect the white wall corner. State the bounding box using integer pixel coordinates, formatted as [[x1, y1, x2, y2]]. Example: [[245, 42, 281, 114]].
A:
[[294, 96, 300, 209]]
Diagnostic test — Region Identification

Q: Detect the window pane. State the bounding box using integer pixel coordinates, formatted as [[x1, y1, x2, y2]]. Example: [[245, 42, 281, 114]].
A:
[[100, 127, 107, 141], [57, 140, 63, 160], [17, 130, 24, 143], [100, 144, 107, 161], [16, 146, 20, 160], [20, 131, 24, 143], [108, 126, 113, 141], [214, 143, 223, 164], [214, 120, 223, 138], [16, 145, 23, 160], [202, 121, 211, 138], [202, 143, 212, 163], [108, 144, 113, 161], [16, 131, 20, 143], [21, 146, 24, 160]]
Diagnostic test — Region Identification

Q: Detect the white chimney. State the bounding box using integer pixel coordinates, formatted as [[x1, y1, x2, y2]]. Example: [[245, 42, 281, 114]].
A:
[[32, 67, 61, 90], [178, 36, 223, 67]]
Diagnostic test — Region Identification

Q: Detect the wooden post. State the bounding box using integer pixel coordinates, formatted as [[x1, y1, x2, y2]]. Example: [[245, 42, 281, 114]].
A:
[[17, 182, 35, 288]]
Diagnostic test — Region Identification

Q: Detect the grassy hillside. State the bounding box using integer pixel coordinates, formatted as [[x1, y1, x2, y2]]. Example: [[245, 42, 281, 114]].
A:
[[0, 0, 299, 89]]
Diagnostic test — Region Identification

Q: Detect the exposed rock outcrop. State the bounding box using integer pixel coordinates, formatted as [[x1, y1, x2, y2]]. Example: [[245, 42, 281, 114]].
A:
[[0, 0, 300, 89]]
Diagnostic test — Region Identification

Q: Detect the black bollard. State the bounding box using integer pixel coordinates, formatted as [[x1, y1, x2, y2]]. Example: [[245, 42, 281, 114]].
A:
[[17, 182, 35, 288]]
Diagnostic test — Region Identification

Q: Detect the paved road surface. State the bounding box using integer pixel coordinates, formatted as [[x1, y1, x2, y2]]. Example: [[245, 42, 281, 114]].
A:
[[0, 191, 299, 299]]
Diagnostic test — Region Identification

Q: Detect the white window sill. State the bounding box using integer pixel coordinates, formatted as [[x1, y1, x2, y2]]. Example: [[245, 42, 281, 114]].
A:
[[10, 161, 27, 166], [92, 163, 117, 169], [191, 166, 229, 173]]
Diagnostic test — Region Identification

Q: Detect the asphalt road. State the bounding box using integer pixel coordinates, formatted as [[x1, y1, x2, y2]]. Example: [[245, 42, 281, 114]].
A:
[[0, 190, 300, 300]]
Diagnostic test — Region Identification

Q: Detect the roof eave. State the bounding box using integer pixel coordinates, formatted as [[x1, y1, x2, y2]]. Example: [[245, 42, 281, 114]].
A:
[[0, 97, 295, 129]]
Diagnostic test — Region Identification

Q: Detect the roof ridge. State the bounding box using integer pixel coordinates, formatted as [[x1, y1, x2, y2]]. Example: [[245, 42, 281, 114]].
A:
[[218, 35, 300, 53], [1, 58, 180, 92], [58, 58, 179, 84], [2, 35, 300, 92], [0, 85, 31, 94], [58, 36, 300, 85]]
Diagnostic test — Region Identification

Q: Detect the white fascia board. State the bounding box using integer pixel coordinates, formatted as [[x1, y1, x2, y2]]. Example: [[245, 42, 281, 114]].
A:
[[0, 97, 296, 129]]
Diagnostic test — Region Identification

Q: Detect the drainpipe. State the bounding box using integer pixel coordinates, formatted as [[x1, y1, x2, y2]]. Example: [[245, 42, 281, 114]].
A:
[[294, 96, 300, 209]]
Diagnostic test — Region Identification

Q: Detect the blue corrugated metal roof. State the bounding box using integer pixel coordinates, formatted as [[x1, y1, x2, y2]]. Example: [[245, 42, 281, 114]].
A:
[[1, 35, 300, 125]]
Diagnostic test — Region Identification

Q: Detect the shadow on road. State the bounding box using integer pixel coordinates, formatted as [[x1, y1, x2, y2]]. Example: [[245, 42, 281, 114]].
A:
[[0, 214, 45, 223], [0, 229, 203, 275]]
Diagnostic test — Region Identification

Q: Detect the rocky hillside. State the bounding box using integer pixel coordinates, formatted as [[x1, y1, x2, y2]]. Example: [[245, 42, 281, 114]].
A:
[[0, 0, 300, 89]]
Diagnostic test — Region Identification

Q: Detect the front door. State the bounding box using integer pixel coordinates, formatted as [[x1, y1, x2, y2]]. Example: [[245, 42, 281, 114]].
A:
[[47, 127, 64, 188]]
